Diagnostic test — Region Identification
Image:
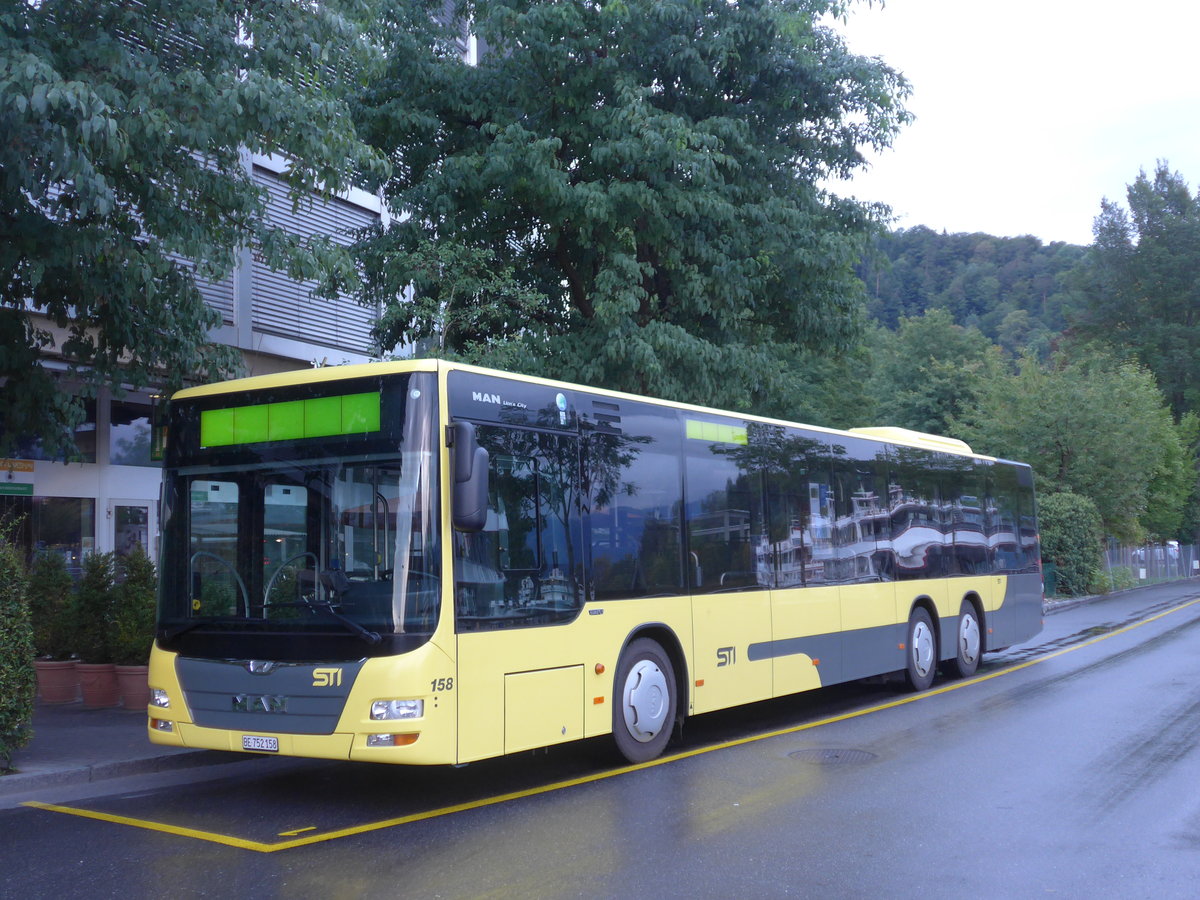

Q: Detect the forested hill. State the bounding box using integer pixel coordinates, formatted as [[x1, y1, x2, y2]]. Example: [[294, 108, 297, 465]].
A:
[[857, 226, 1087, 354]]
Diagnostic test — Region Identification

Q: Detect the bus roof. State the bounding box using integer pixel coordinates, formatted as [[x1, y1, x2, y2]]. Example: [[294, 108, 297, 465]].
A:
[[172, 358, 994, 461]]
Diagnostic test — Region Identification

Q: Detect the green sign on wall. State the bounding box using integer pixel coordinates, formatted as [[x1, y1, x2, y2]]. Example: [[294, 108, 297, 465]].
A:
[[0, 483, 34, 496]]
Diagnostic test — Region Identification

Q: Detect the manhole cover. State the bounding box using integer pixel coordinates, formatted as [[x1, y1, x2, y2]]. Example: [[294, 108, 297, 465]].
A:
[[788, 748, 878, 765]]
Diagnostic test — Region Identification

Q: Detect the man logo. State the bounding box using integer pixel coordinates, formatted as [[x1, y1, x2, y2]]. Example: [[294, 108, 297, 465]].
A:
[[232, 694, 288, 713], [313, 668, 343, 687], [716, 646, 735, 667]]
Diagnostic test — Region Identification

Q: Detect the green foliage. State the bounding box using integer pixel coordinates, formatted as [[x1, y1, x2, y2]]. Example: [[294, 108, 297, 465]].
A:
[[1074, 162, 1200, 418], [357, 0, 910, 414], [366, 238, 548, 358], [858, 226, 1086, 350], [1142, 412, 1200, 541], [1091, 565, 1136, 595], [867, 310, 1006, 435], [110, 548, 157, 667], [0, 535, 35, 770], [1038, 492, 1103, 597], [74, 552, 115, 664], [0, 0, 387, 459], [27, 551, 75, 659], [957, 348, 1186, 541]]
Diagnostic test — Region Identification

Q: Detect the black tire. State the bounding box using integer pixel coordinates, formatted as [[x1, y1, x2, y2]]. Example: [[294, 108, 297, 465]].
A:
[[903, 606, 937, 692], [944, 599, 982, 679], [612, 637, 677, 764]]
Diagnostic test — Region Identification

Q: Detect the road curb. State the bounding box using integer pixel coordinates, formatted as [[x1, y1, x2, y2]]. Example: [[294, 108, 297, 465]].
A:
[[0, 749, 252, 797]]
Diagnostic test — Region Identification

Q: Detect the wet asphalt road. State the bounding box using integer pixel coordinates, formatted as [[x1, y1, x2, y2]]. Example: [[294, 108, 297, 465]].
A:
[[4, 581, 1200, 898]]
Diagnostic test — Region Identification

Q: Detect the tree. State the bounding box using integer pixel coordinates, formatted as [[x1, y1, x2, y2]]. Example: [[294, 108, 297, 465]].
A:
[[858, 226, 1085, 343], [867, 310, 1005, 436], [356, 0, 910, 413], [0, 0, 386, 459], [1074, 162, 1200, 419], [956, 349, 1189, 541]]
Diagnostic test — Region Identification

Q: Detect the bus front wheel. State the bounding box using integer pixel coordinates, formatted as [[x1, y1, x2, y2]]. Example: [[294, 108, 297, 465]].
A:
[[613, 638, 676, 764], [903, 607, 937, 692]]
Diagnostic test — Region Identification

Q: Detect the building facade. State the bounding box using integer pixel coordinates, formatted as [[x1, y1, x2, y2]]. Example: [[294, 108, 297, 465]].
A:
[[1, 153, 387, 572]]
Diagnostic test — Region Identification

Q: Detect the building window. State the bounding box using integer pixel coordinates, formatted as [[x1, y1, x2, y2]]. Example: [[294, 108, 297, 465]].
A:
[[110, 399, 160, 467], [0, 399, 97, 463], [0, 495, 95, 574]]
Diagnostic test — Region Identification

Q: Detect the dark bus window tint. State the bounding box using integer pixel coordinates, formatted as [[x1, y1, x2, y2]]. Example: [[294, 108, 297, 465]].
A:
[[989, 463, 1024, 574], [455, 428, 584, 631], [945, 457, 989, 575], [1015, 465, 1040, 571], [758, 425, 834, 587], [189, 480, 247, 616], [684, 418, 768, 593], [586, 402, 683, 599], [829, 437, 891, 583], [888, 445, 945, 580]]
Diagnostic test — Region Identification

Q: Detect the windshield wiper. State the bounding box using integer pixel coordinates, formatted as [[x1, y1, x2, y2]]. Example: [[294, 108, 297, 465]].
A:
[[162, 616, 260, 641], [268, 601, 382, 645]]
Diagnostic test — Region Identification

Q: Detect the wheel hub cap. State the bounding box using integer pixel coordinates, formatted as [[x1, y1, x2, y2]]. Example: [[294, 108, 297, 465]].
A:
[[623, 660, 668, 743], [912, 620, 934, 677], [959, 614, 980, 665]]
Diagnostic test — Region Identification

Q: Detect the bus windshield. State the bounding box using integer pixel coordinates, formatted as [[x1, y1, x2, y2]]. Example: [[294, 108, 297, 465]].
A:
[[156, 373, 440, 658]]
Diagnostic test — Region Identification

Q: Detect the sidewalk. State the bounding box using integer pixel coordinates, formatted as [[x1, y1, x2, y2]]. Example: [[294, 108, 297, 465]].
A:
[[0, 701, 246, 797]]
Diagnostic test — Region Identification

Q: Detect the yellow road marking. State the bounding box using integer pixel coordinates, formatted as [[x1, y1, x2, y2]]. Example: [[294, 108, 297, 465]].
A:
[[25, 595, 1200, 853], [21, 800, 271, 851], [278, 826, 317, 836]]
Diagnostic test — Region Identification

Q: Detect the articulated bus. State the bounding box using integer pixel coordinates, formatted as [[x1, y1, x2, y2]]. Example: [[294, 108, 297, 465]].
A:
[[147, 360, 1042, 765]]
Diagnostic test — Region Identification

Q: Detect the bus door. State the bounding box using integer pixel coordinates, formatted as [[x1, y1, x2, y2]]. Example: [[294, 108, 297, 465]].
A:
[[453, 425, 587, 762], [831, 438, 901, 681], [762, 431, 843, 695], [683, 418, 773, 714]]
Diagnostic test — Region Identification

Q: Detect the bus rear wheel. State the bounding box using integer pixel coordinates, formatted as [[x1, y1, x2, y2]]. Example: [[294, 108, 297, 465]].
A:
[[944, 600, 982, 679], [613, 638, 676, 764], [903, 607, 937, 692]]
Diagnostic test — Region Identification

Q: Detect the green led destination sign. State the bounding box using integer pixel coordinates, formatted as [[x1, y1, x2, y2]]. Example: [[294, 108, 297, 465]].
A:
[[685, 419, 747, 445], [200, 392, 381, 448]]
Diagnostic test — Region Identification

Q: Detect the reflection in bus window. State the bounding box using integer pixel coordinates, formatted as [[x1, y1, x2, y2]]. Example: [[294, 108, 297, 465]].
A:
[[189, 480, 245, 616], [455, 430, 584, 630]]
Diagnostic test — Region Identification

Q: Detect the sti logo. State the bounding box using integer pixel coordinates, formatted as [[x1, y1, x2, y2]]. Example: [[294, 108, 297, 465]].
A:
[[312, 668, 343, 687], [716, 646, 736, 667]]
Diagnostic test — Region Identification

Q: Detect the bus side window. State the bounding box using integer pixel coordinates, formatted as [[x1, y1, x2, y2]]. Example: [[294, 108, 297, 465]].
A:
[[455, 429, 584, 629], [683, 418, 769, 593]]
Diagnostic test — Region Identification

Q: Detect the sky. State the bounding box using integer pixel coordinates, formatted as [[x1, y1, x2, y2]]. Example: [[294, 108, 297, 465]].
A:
[[832, 0, 1200, 246]]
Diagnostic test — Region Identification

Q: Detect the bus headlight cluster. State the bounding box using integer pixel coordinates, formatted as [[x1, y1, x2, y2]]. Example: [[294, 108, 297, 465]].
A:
[[371, 699, 423, 720], [150, 689, 171, 709]]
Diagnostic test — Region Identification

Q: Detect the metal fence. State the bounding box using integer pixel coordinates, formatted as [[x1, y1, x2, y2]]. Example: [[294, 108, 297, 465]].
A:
[[1103, 541, 1200, 587]]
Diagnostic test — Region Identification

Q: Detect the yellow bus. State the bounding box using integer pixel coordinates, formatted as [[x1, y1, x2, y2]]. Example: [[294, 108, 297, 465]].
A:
[[147, 360, 1042, 765]]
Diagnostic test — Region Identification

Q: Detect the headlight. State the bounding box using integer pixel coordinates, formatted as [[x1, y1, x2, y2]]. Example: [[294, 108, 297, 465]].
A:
[[150, 689, 171, 709], [371, 699, 423, 720]]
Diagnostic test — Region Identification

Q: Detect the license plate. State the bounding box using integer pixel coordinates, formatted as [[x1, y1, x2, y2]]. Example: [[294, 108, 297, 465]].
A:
[[242, 735, 279, 752]]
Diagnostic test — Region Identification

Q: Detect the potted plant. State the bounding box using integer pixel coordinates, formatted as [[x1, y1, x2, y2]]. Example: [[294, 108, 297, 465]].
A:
[[111, 547, 158, 709], [28, 552, 80, 703], [74, 552, 119, 708], [0, 531, 36, 772]]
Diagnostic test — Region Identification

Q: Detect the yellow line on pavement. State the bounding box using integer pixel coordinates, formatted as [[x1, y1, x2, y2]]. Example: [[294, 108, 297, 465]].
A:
[[25, 595, 1200, 853], [21, 800, 274, 852]]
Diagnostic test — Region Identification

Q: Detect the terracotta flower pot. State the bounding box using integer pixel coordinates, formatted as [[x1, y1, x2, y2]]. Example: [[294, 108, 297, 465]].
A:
[[34, 659, 80, 704], [115, 664, 151, 710], [77, 662, 120, 708]]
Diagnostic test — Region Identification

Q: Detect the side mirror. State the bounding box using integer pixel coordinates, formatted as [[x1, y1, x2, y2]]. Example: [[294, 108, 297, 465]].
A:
[[450, 421, 489, 532]]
